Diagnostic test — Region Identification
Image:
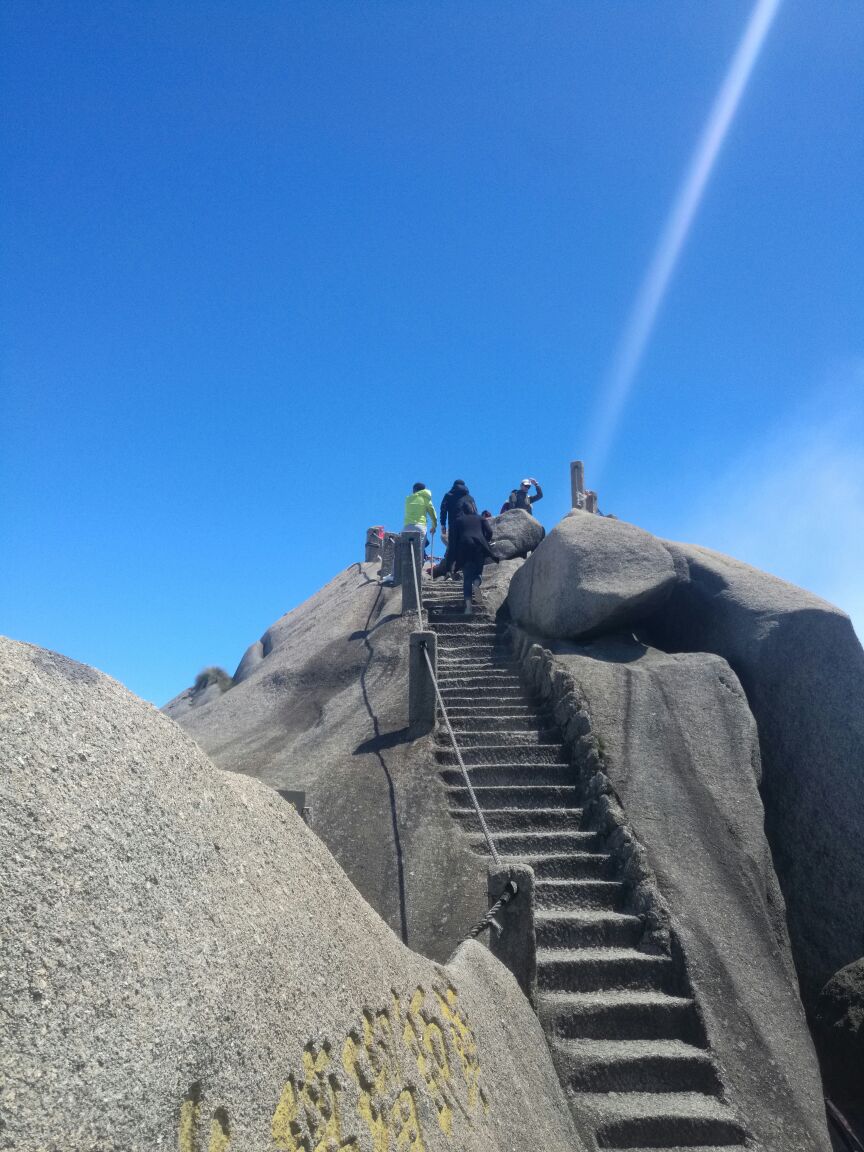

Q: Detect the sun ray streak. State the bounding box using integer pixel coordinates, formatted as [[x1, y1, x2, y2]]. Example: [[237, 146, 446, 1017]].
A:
[[590, 0, 782, 476]]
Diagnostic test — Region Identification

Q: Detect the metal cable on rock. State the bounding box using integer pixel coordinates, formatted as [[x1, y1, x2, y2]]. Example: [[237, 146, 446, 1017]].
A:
[[466, 878, 518, 940], [420, 645, 501, 866]]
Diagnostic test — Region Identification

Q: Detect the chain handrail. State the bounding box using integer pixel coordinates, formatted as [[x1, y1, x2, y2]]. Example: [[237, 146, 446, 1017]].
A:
[[410, 546, 502, 865]]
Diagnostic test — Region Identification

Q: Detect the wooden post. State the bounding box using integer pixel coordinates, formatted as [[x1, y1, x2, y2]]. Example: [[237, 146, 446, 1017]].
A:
[[570, 460, 585, 509]]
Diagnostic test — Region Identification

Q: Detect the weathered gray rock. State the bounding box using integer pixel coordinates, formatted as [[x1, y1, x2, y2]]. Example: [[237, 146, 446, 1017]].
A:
[[647, 541, 864, 1007], [478, 556, 524, 618], [165, 563, 493, 962], [489, 508, 544, 560], [814, 957, 864, 1133], [519, 634, 831, 1152], [508, 510, 677, 638], [0, 634, 583, 1152]]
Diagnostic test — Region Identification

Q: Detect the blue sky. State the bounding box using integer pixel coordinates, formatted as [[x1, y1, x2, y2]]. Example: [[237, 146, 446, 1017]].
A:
[[2, 1, 862, 705]]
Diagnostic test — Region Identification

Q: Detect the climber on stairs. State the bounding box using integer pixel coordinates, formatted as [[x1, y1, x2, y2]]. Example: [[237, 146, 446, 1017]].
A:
[[403, 481, 437, 555], [439, 480, 477, 540], [446, 510, 499, 614], [437, 480, 478, 579]]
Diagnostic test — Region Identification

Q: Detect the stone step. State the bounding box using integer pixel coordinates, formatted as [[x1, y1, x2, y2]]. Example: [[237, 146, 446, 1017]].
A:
[[438, 654, 518, 665], [436, 670, 524, 684], [536, 909, 643, 949], [436, 676, 526, 692], [537, 991, 701, 1043], [515, 852, 617, 880], [437, 724, 559, 742], [440, 705, 546, 720], [435, 672, 525, 686], [435, 744, 567, 766], [434, 640, 502, 650], [445, 785, 581, 810], [534, 878, 626, 911], [439, 692, 531, 708], [469, 830, 601, 856], [450, 808, 583, 833], [440, 649, 513, 668], [550, 1038, 722, 1096], [438, 763, 575, 787], [440, 672, 520, 681], [536, 947, 676, 993], [431, 623, 500, 636], [577, 1091, 748, 1149], [439, 680, 526, 692]]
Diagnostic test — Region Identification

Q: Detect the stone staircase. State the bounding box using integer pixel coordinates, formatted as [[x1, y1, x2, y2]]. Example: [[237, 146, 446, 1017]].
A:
[[423, 578, 750, 1152]]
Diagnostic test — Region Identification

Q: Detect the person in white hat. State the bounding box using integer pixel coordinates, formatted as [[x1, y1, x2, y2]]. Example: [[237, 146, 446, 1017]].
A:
[[501, 476, 543, 516]]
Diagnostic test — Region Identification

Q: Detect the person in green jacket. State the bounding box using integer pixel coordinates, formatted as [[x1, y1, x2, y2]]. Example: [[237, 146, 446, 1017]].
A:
[[404, 482, 437, 537]]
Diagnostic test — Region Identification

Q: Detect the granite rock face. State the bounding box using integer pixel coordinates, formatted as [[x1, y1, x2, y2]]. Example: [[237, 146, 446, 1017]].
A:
[[0, 635, 583, 1152], [647, 541, 864, 1006], [164, 563, 492, 962], [478, 556, 524, 618], [525, 635, 831, 1152], [489, 508, 544, 560], [508, 510, 677, 638], [814, 957, 864, 1133]]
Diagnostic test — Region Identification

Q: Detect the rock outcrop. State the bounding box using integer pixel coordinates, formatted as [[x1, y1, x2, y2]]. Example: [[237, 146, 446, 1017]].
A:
[[645, 541, 864, 1006], [509, 633, 832, 1152], [814, 957, 864, 1132], [489, 507, 544, 560], [508, 510, 677, 638], [165, 563, 492, 962], [498, 513, 864, 1014], [0, 634, 582, 1152], [478, 556, 524, 618]]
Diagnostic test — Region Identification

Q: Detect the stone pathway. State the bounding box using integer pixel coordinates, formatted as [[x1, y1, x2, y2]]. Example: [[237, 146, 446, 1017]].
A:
[[424, 578, 751, 1152]]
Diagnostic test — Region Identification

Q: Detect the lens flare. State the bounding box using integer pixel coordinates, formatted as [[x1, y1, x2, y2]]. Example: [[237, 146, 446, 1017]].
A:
[[590, 0, 782, 476]]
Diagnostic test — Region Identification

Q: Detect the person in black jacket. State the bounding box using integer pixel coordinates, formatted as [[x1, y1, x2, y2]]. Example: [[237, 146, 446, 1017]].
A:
[[440, 480, 478, 538], [437, 480, 478, 578], [448, 512, 499, 615]]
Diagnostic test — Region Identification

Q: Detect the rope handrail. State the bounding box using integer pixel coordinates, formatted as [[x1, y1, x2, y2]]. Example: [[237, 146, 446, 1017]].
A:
[[410, 546, 502, 866]]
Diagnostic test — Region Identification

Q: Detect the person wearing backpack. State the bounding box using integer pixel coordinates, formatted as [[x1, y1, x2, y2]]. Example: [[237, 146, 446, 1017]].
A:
[[501, 477, 543, 515]]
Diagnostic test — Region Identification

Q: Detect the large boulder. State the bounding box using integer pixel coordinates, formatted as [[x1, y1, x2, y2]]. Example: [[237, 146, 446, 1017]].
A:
[[489, 508, 544, 559], [646, 541, 864, 1006], [478, 556, 524, 618], [165, 563, 493, 963], [814, 957, 864, 1134], [508, 510, 677, 638], [519, 635, 831, 1152], [0, 635, 583, 1152]]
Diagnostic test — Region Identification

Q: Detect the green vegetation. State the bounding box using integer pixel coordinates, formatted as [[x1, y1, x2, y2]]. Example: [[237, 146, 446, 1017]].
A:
[[192, 666, 234, 696]]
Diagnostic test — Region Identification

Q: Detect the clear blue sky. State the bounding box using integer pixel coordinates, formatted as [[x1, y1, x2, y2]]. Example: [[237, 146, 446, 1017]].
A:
[[2, 1, 862, 705]]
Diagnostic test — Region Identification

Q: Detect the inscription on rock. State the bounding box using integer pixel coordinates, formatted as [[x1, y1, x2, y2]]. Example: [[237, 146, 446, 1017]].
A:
[[177, 981, 487, 1150]]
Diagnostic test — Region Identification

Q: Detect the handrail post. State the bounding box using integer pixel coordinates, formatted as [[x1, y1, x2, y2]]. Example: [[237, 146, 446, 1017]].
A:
[[487, 862, 537, 1004], [398, 532, 424, 615], [409, 631, 437, 736]]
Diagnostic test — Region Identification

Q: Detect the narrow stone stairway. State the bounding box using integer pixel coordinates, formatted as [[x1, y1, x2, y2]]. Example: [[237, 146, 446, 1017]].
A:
[[423, 578, 750, 1152]]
